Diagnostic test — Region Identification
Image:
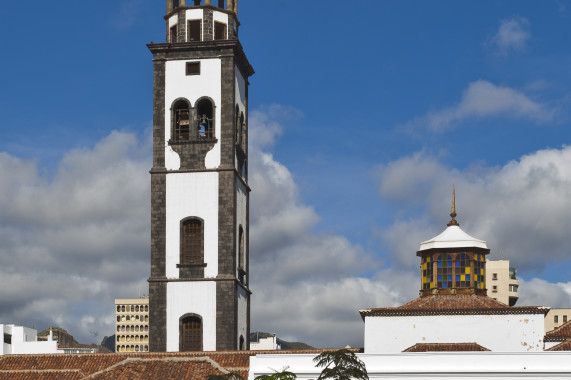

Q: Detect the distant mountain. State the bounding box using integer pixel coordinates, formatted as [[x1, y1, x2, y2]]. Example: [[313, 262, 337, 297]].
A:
[[100, 335, 115, 352], [250, 332, 314, 350], [38, 326, 111, 352]]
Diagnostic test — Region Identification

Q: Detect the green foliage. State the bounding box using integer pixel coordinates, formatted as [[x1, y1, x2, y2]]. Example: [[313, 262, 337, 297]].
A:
[[207, 373, 244, 380], [313, 349, 369, 380], [254, 368, 297, 380]]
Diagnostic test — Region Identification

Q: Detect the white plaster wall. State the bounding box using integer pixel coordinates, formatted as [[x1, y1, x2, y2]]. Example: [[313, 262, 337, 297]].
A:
[[0, 325, 6, 355], [185, 9, 204, 22], [12, 341, 58, 354], [249, 352, 571, 380], [168, 14, 178, 28], [166, 282, 217, 352], [250, 336, 279, 351], [164, 58, 222, 170], [364, 314, 545, 353], [544, 341, 559, 350], [0, 325, 57, 355], [237, 286, 248, 348], [165, 172, 219, 278]]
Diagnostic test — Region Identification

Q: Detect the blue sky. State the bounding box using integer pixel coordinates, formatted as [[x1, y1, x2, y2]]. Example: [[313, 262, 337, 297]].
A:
[[0, 1, 570, 347]]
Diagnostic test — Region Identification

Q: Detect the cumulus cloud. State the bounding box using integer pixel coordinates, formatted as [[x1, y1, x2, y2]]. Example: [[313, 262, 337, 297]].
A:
[[404, 80, 555, 132], [489, 16, 531, 55], [248, 105, 414, 347], [517, 278, 571, 308], [0, 130, 151, 343], [0, 106, 411, 349], [376, 148, 571, 307]]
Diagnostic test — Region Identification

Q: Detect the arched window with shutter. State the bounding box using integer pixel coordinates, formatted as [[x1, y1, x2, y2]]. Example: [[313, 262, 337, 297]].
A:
[[181, 218, 204, 265], [180, 314, 202, 351]]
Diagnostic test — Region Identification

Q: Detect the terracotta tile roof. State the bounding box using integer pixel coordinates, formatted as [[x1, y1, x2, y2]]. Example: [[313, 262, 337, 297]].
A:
[[545, 321, 571, 342], [360, 295, 549, 319], [546, 339, 571, 351], [85, 357, 229, 379], [0, 349, 344, 379], [0, 370, 84, 380], [403, 343, 490, 352]]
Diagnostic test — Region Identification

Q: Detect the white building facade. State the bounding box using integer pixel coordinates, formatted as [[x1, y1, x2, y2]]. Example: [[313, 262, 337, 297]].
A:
[[486, 259, 520, 306], [1, 325, 58, 355], [361, 191, 549, 354], [248, 352, 571, 379], [148, 0, 254, 352]]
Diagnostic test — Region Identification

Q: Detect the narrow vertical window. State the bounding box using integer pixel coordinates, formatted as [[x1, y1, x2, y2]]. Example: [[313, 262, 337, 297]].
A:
[[239, 112, 245, 149], [422, 256, 433, 290], [436, 254, 453, 289], [173, 100, 191, 141], [455, 253, 470, 288], [172, 0, 180, 9], [181, 219, 204, 264], [239, 335, 245, 350], [196, 99, 214, 139], [181, 316, 202, 351], [235, 105, 240, 144], [170, 25, 178, 43], [214, 22, 227, 40], [188, 20, 202, 42], [218, 0, 226, 9], [239, 226, 244, 269]]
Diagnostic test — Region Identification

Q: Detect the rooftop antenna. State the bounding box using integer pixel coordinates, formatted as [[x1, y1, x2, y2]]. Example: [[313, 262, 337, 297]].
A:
[[447, 184, 460, 227], [500, 250, 504, 260]]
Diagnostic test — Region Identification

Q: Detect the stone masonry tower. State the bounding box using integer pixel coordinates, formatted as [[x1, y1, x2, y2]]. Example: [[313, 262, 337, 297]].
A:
[[148, 0, 254, 352]]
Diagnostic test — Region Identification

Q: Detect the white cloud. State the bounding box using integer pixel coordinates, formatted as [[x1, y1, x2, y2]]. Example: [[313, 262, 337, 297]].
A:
[[0, 107, 409, 349], [376, 147, 571, 276], [489, 16, 531, 55], [0, 130, 151, 343], [517, 278, 571, 308], [404, 80, 555, 132], [248, 106, 414, 347]]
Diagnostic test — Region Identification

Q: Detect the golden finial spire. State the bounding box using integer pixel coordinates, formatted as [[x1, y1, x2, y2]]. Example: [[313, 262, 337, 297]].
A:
[[447, 184, 459, 226]]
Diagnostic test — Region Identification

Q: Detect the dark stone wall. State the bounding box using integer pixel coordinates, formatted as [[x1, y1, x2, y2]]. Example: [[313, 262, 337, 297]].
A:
[[169, 140, 217, 170], [217, 170, 236, 276], [216, 280, 238, 351], [203, 9, 214, 41], [149, 56, 168, 353]]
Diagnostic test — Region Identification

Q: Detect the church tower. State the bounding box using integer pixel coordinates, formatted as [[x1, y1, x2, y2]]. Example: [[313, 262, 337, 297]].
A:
[[148, 0, 254, 352]]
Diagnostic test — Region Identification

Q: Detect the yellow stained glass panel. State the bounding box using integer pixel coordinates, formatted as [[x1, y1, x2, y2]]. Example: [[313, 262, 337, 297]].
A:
[[423, 263, 427, 270], [480, 269, 484, 275], [427, 256, 431, 262], [461, 275, 465, 281], [465, 267, 471, 274]]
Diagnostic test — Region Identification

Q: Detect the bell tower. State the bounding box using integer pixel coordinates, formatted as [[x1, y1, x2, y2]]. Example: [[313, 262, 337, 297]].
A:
[[148, 0, 253, 352]]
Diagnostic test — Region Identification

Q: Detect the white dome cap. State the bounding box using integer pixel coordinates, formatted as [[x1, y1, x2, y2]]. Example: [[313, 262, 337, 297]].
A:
[[419, 185, 488, 251], [419, 225, 488, 251]]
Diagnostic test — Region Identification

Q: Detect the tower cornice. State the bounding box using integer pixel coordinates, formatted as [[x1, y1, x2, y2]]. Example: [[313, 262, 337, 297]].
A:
[[148, 40, 254, 78], [164, 5, 240, 25]]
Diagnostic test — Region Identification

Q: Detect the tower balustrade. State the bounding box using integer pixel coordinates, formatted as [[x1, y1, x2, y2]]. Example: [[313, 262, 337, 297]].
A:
[[167, 0, 237, 15]]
